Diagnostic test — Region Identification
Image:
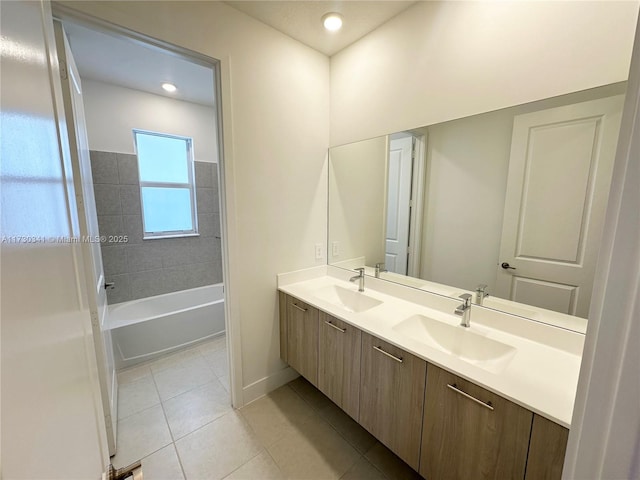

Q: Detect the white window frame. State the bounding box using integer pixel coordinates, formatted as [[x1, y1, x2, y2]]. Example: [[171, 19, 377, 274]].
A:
[[133, 129, 199, 239]]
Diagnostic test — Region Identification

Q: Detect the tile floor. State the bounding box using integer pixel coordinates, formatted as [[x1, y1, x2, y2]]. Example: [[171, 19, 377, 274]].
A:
[[113, 335, 421, 479]]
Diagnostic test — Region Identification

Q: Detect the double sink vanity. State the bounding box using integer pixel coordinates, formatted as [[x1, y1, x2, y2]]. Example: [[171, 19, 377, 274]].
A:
[[277, 266, 584, 480]]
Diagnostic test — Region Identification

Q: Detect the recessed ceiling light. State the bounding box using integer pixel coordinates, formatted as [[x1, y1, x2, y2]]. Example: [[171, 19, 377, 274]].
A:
[[162, 82, 177, 93], [322, 12, 343, 32]]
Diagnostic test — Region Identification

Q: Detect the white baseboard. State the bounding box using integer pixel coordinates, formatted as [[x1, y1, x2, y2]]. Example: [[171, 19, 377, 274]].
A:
[[241, 367, 299, 406]]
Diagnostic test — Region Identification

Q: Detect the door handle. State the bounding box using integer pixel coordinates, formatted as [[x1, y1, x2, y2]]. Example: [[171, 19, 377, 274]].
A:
[[104, 282, 115, 290], [500, 262, 516, 270]]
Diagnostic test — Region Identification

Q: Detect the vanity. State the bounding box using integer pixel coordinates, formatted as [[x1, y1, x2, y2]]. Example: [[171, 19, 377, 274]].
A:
[[277, 266, 582, 480], [275, 78, 626, 479]]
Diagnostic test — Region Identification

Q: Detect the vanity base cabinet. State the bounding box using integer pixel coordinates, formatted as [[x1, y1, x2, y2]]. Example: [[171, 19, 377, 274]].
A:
[[359, 332, 426, 471], [278, 291, 288, 362], [318, 312, 361, 420], [286, 295, 319, 386], [525, 414, 569, 480], [420, 364, 532, 480]]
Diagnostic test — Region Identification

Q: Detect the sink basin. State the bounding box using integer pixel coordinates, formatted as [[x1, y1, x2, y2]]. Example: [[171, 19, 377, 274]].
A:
[[393, 315, 516, 373], [314, 285, 383, 313]]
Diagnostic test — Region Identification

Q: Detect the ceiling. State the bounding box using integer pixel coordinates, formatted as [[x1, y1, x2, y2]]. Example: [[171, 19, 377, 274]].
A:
[[64, 22, 215, 107], [225, 1, 416, 56], [63, 2, 415, 105]]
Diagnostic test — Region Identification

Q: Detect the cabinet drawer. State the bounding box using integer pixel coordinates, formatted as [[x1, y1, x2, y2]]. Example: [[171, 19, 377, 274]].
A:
[[359, 332, 426, 470], [318, 312, 361, 420], [421, 364, 532, 480]]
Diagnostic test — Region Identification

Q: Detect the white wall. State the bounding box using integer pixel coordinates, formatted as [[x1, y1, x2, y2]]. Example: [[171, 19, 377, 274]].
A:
[[82, 79, 218, 163], [330, 1, 638, 146], [329, 136, 387, 265], [421, 108, 512, 291], [60, 1, 330, 403]]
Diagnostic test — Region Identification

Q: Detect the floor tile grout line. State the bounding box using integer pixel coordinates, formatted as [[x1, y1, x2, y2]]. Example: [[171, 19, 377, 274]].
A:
[[263, 447, 285, 478], [117, 336, 225, 379], [169, 407, 232, 443], [150, 348, 227, 403], [114, 338, 228, 478], [169, 407, 236, 444], [361, 450, 393, 480], [156, 371, 227, 404], [117, 399, 162, 423], [149, 364, 189, 480], [286, 383, 366, 453], [219, 448, 266, 480], [171, 441, 189, 480], [119, 343, 206, 377], [286, 381, 394, 476]]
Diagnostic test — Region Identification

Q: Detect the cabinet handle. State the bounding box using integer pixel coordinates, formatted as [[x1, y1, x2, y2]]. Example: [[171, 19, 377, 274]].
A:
[[373, 345, 403, 363], [324, 320, 346, 333], [447, 383, 494, 411], [291, 303, 307, 312]]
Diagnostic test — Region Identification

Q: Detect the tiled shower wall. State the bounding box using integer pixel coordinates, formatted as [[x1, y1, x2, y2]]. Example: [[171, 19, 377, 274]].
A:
[[90, 150, 222, 304]]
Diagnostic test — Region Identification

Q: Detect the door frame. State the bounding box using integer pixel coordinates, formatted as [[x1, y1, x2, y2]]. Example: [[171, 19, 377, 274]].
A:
[[563, 13, 640, 479], [407, 132, 426, 278], [51, 5, 243, 408]]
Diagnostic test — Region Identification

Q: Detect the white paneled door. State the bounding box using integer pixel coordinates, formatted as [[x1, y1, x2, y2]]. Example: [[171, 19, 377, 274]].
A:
[[385, 135, 413, 275], [495, 95, 624, 317], [1, 1, 109, 477], [54, 21, 119, 455]]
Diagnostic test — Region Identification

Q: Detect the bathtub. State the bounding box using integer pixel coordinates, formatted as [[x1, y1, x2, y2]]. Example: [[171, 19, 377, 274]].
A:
[[109, 284, 225, 369]]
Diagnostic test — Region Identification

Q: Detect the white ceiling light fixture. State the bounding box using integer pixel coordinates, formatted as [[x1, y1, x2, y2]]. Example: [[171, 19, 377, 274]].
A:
[[322, 12, 343, 32], [161, 82, 177, 93]]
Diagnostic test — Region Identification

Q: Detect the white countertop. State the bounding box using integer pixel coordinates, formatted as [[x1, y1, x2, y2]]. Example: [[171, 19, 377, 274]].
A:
[[278, 266, 584, 428]]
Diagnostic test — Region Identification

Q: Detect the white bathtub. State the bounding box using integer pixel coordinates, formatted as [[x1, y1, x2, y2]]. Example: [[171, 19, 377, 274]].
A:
[[109, 284, 225, 369]]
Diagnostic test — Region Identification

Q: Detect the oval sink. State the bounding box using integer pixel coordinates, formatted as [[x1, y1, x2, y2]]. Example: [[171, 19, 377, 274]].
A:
[[393, 315, 516, 373], [314, 285, 383, 313]]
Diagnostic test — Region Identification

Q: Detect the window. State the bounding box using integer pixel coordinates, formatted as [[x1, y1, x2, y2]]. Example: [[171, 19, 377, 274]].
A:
[[134, 130, 197, 238]]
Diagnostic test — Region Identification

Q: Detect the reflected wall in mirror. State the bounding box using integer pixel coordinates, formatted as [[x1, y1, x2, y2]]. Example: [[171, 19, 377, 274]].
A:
[[328, 83, 626, 322]]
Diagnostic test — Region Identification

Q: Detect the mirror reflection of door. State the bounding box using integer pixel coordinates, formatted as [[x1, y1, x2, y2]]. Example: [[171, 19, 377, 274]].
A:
[[385, 134, 413, 274], [495, 95, 624, 317]]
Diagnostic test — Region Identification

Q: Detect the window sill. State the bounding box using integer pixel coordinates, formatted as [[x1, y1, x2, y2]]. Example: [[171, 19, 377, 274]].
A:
[[143, 233, 200, 240]]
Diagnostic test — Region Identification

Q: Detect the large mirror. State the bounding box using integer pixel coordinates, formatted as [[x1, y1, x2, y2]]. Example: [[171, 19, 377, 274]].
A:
[[328, 83, 626, 327]]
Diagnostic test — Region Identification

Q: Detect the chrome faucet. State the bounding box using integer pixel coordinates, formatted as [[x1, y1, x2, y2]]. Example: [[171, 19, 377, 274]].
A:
[[374, 263, 387, 278], [474, 284, 489, 306], [350, 267, 365, 292], [455, 293, 473, 327]]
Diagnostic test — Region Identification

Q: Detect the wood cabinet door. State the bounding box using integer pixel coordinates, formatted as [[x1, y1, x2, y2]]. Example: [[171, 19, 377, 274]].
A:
[[286, 295, 319, 385], [278, 291, 288, 362], [318, 312, 361, 420], [359, 332, 426, 471], [525, 414, 569, 480], [421, 364, 532, 480]]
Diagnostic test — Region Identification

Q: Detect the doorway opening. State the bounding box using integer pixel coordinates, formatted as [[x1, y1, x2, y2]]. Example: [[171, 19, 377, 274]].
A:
[[54, 10, 233, 469]]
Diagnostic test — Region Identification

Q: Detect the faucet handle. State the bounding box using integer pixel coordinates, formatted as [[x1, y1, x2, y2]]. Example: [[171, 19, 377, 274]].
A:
[[354, 267, 365, 274], [458, 293, 472, 306], [475, 284, 488, 293]]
